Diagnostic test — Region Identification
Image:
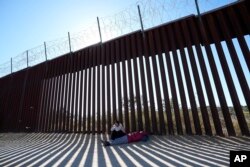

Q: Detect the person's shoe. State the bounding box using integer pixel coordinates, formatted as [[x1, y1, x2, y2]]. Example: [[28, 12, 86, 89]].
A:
[[101, 140, 110, 147], [141, 135, 149, 142], [104, 141, 110, 147]]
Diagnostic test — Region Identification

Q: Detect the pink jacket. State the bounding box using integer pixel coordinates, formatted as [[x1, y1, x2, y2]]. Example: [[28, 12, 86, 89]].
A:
[[127, 131, 148, 143]]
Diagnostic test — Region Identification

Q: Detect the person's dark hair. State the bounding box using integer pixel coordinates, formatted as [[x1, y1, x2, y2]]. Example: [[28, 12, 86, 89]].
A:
[[115, 120, 120, 124]]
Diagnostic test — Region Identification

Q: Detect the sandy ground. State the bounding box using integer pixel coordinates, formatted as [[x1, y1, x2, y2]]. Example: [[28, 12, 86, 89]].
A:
[[0, 133, 250, 167]]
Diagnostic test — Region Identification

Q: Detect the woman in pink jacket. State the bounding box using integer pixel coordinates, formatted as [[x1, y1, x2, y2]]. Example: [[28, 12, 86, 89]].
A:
[[101, 122, 149, 147]]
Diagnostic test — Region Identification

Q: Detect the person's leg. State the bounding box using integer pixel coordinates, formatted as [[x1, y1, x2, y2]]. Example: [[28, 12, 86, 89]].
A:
[[110, 130, 118, 140], [109, 135, 128, 146]]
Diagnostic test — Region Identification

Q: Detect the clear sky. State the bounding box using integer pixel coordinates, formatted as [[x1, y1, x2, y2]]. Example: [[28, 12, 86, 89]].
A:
[[0, 0, 137, 64], [0, 0, 238, 64]]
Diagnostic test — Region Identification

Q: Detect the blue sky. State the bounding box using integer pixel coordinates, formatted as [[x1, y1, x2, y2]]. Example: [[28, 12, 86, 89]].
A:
[[0, 0, 136, 64], [0, 0, 238, 64]]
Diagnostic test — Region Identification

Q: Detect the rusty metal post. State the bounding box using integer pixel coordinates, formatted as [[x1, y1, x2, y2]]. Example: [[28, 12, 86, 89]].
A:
[[68, 32, 72, 53], [44, 42, 48, 61], [11, 58, 12, 74], [137, 5, 145, 38], [97, 17, 102, 43], [26, 50, 29, 68]]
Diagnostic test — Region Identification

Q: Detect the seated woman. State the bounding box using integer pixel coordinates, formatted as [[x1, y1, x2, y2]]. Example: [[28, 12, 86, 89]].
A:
[[102, 131, 149, 147], [110, 120, 126, 140]]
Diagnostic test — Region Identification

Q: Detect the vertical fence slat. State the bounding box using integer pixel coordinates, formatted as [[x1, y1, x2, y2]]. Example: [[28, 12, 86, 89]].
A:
[[83, 49, 89, 133], [143, 33, 158, 134], [136, 33, 150, 133], [172, 22, 195, 135], [58, 57, 66, 132], [52, 59, 61, 132], [187, 18, 223, 136], [79, 50, 84, 132], [96, 45, 101, 133], [126, 36, 136, 132], [101, 44, 106, 133], [170, 24, 201, 135], [74, 53, 80, 132], [40, 63, 50, 132], [116, 40, 123, 125], [36, 64, 47, 132], [92, 46, 97, 134], [43, 63, 52, 132], [87, 48, 93, 133], [106, 43, 112, 133], [161, 26, 183, 135], [30, 66, 41, 132], [148, 30, 166, 134], [206, 14, 249, 136], [175, 21, 212, 135], [131, 34, 143, 131], [156, 28, 174, 135], [120, 38, 129, 132], [200, 14, 235, 136], [70, 54, 77, 132], [219, 10, 250, 113], [63, 55, 70, 132], [111, 42, 117, 123]]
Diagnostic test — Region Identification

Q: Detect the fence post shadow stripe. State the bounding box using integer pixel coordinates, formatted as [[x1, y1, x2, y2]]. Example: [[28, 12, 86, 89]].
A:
[[151, 137, 228, 166], [0, 133, 65, 166]]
